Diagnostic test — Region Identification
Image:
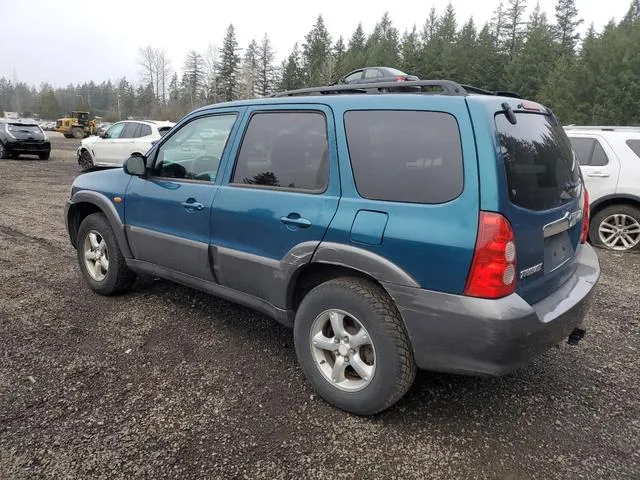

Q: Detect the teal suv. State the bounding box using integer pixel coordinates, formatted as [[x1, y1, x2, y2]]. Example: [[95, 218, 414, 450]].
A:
[[65, 80, 600, 415]]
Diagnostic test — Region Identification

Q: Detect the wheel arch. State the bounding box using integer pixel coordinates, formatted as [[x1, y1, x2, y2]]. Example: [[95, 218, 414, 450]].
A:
[[66, 191, 133, 258], [288, 262, 391, 314], [286, 242, 419, 314], [590, 194, 640, 217]]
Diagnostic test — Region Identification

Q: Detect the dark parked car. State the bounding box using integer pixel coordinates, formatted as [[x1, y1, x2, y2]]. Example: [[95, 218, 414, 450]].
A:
[[0, 121, 51, 160], [65, 79, 599, 415], [335, 67, 419, 85]]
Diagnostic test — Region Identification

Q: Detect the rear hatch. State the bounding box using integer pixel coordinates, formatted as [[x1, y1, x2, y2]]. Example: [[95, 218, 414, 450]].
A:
[[494, 106, 584, 305], [5, 123, 46, 142]]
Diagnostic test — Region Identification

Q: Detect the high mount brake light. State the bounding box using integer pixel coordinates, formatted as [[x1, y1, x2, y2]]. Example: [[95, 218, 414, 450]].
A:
[[519, 100, 542, 111]]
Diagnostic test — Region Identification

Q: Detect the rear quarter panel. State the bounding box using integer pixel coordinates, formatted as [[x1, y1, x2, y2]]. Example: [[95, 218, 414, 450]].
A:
[[323, 96, 480, 294]]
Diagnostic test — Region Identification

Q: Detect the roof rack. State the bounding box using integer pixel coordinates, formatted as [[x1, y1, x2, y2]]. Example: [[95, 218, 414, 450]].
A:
[[563, 125, 640, 132], [271, 80, 524, 99], [271, 80, 466, 97]]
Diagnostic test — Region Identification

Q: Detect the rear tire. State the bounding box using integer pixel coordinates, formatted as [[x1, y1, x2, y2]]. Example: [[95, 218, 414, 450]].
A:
[[589, 205, 640, 252], [294, 277, 416, 415], [76, 213, 136, 295]]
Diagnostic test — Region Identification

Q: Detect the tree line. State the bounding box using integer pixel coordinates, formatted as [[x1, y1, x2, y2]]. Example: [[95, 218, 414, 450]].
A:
[[1, 0, 639, 125]]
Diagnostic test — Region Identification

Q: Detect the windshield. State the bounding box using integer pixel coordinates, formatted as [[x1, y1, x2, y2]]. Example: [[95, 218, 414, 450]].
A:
[[496, 112, 580, 211]]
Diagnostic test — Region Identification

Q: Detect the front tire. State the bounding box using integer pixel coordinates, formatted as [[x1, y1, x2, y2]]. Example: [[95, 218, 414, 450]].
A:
[[589, 204, 640, 252], [72, 127, 85, 139], [294, 277, 416, 415], [79, 150, 94, 170], [0, 143, 8, 159], [39, 152, 50, 160], [76, 213, 136, 295]]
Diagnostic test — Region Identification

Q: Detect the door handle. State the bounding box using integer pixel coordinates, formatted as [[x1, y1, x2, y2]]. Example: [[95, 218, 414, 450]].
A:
[[181, 200, 204, 211], [280, 214, 312, 228], [587, 172, 610, 178]]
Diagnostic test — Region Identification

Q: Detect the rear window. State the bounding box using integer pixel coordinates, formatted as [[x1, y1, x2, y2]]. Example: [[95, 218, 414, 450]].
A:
[[627, 140, 640, 159], [344, 110, 463, 204], [6, 124, 42, 134], [496, 113, 580, 211]]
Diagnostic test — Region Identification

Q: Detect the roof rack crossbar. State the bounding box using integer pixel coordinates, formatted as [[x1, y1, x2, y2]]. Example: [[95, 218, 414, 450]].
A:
[[271, 80, 468, 97]]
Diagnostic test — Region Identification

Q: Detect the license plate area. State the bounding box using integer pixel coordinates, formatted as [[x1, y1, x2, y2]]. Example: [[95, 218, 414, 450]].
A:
[[544, 231, 574, 274]]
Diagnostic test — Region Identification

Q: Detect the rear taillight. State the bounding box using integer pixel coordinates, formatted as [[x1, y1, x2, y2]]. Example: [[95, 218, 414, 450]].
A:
[[464, 212, 516, 299], [581, 188, 590, 243], [395, 76, 407, 82]]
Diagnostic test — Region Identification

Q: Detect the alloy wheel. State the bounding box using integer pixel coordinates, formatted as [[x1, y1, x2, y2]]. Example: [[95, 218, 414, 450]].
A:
[[309, 309, 376, 392], [598, 214, 640, 251], [83, 230, 109, 281]]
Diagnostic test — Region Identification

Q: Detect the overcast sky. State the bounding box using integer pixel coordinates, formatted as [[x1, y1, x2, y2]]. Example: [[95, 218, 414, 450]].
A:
[[0, 0, 632, 87]]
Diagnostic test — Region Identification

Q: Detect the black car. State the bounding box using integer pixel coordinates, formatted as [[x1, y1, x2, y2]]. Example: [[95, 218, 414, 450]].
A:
[[335, 67, 419, 85], [0, 121, 51, 160]]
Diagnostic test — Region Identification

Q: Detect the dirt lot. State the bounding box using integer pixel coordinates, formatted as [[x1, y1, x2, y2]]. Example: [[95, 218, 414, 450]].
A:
[[0, 133, 639, 479]]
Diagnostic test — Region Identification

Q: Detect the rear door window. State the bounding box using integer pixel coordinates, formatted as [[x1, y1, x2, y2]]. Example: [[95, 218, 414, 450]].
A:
[[627, 140, 640, 159], [121, 123, 140, 139], [344, 110, 463, 204], [496, 113, 580, 211]]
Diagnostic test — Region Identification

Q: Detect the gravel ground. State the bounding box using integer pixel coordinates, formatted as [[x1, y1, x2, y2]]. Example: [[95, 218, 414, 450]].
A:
[[0, 134, 639, 479]]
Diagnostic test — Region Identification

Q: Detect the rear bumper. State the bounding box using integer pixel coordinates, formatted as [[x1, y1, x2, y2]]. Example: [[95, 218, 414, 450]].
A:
[[5, 141, 51, 154], [385, 243, 600, 376]]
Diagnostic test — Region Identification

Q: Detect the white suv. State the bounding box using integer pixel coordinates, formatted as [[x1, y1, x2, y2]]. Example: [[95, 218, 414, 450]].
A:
[[77, 120, 174, 170], [565, 126, 640, 251]]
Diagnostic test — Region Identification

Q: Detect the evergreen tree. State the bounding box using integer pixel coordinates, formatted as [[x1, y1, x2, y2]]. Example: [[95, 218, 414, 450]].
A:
[[37, 88, 61, 119], [279, 44, 304, 91], [346, 23, 367, 71], [365, 12, 400, 67], [491, 1, 508, 49], [505, 0, 528, 57], [553, 0, 583, 57], [302, 15, 333, 86], [239, 39, 259, 99], [256, 34, 277, 97], [431, 2, 458, 77], [182, 50, 204, 108], [136, 83, 156, 117], [168, 73, 179, 103], [333, 36, 347, 80], [400, 27, 421, 76], [475, 24, 506, 90], [505, 5, 556, 99], [419, 8, 440, 78], [623, 0, 640, 24], [452, 18, 478, 83], [217, 24, 241, 101]]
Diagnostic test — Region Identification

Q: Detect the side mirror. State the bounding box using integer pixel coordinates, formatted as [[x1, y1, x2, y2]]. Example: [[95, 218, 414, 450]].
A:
[[123, 155, 146, 176]]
